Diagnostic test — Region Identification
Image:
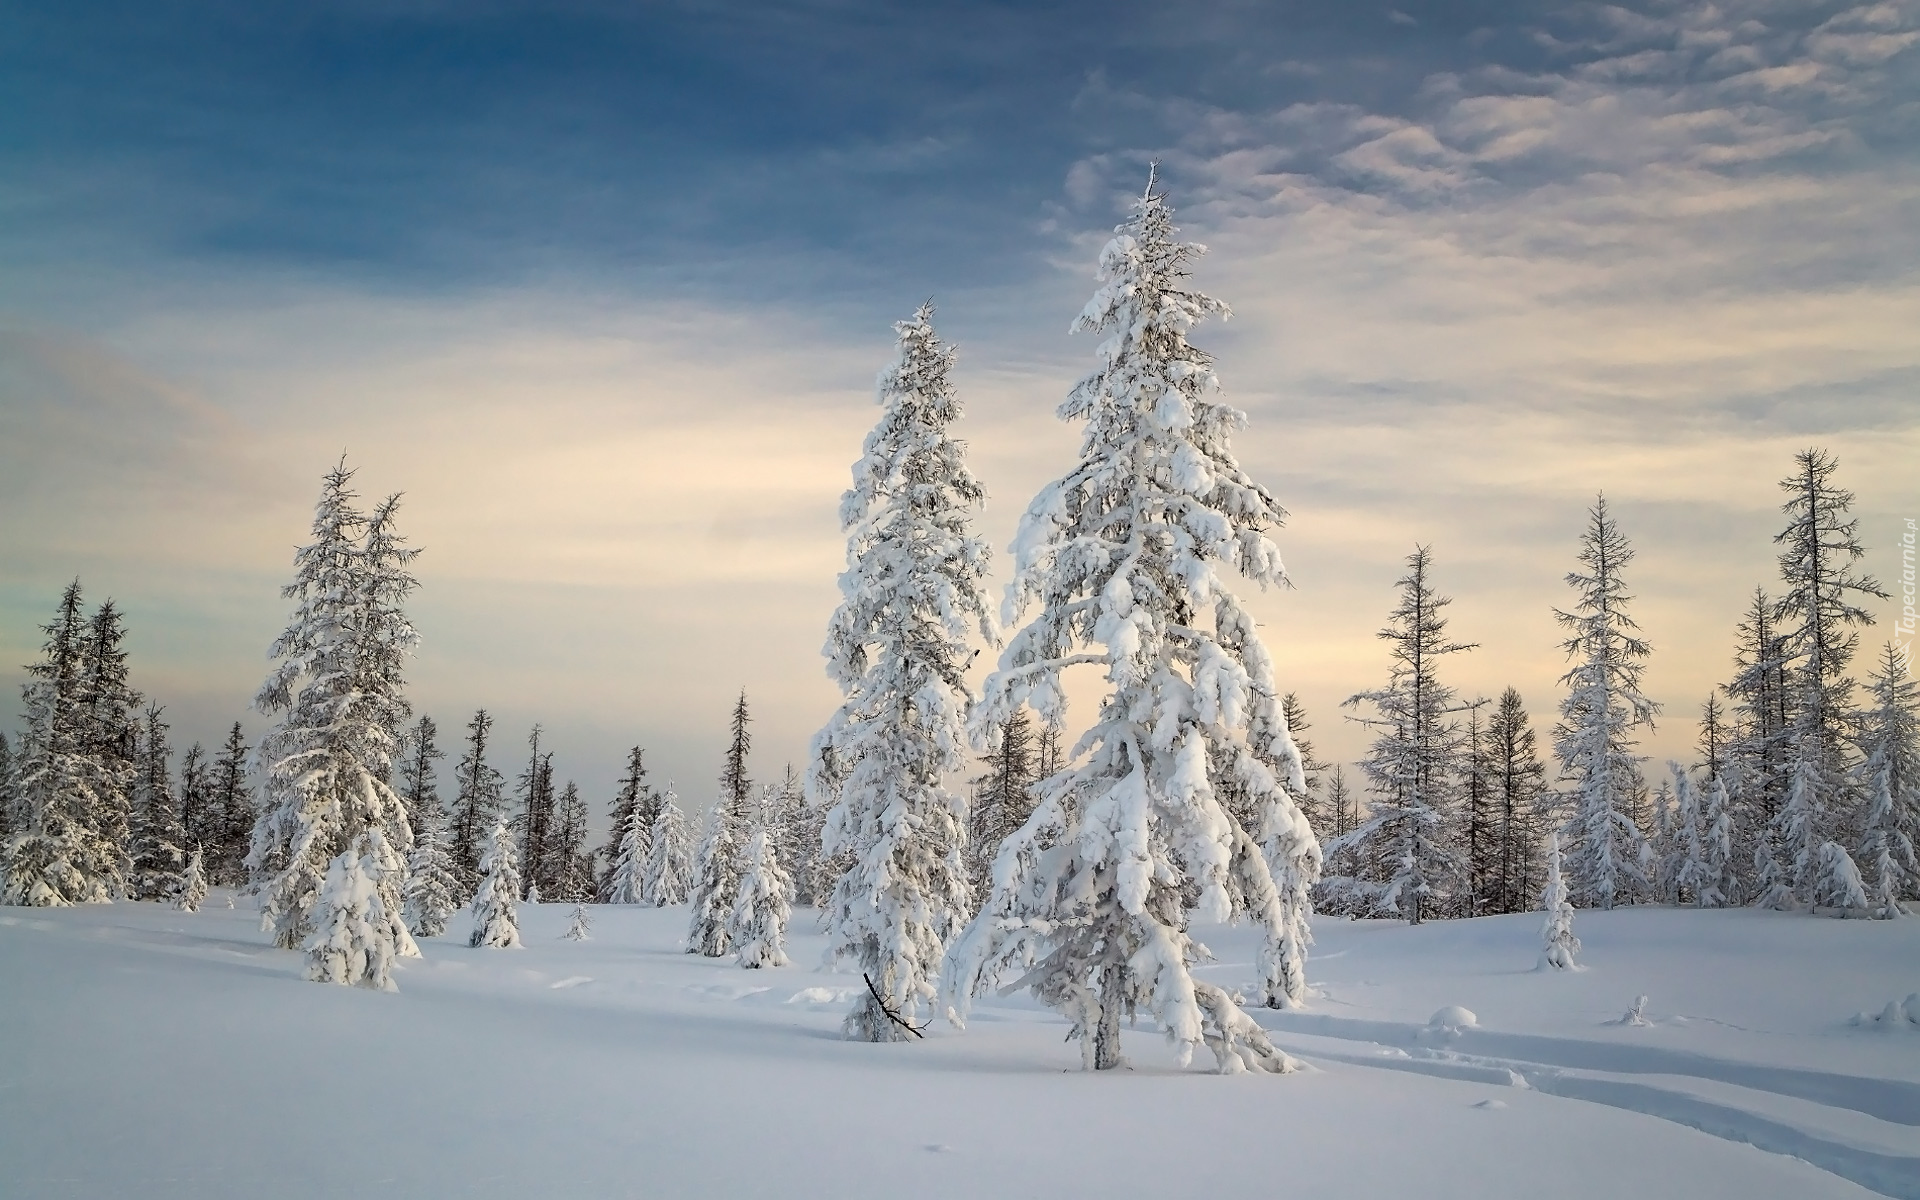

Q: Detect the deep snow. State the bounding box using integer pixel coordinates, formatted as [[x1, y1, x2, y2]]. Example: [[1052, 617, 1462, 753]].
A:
[[1, 898, 1915, 1199]]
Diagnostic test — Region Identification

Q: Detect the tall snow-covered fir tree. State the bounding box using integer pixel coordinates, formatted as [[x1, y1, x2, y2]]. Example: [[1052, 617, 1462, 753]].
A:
[[177, 743, 210, 856], [686, 799, 741, 956], [1767, 450, 1886, 910], [247, 467, 421, 985], [641, 783, 694, 905], [1856, 643, 1918, 916], [1552, 497, 1657, 910], [78, 599, 140, 892], [1481, 688, 1547, 915], [3, 582, 127, 906], [943, 172, 1308, 1072], [598, 747, 656, 902], [603, 753, 654, 905], [207, 723, 252, 885], [1725, 587, 1791, 904], [0, 732, 18, 850], [967, 708, 1039, 897], [396, 716, 444, 841], [511, 728, 556, 899], [729, 813, 793, 969], [1331, 547, 1475, 924], [547, 779, 594, 902], [805, 303, 994, 1041], [1664, 761, 1720, 908], [128, 703, 186, 901], [448, 709, 505, 893], [403, 795, 463, 937], [468, 820, 522, 949]]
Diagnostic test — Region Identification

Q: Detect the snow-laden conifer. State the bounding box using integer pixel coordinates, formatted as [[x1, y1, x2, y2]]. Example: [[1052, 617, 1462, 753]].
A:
[[1699, 771, 1735, 908], [1724, 589, 1790, 906], [0, 732, 19, 851], [562, 902, 591, 941], [468, 820, 522, 948], [208, 723, 252, 885], [686, 801, 740, 956], [1539, 831, 1580, 970], [1666, 762, 1721, 907], [128, 703, 187, 901], [944, 172, 1307, 1073], [730, 817, 792, 969], [248, 467, 420, 974], [1769, 450, 1886, 908], [1813, 840, 1869, 915], [1332, 547, 1474, 923], [3, 582, 125, 906], [305, 837, 405, 989], [448, 710, 506, 894], [403, 800, 463, 937], [642, 783, 694, 905], [598, 747, 656, 902], [1856, 643, 1918, 916], [805, 303, 993, 1039], [176, 847, 208, 912], [605, 788, 652, 905], [1553, 497, 1657, 909]]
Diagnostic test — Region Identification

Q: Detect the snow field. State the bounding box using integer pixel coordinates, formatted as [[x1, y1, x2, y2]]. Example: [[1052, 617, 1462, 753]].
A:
[[1, 898, 1915, 1199]]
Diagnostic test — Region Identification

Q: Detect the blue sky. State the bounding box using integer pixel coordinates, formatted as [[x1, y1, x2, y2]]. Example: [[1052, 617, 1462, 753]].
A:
[[2, 0, 1916, 812]]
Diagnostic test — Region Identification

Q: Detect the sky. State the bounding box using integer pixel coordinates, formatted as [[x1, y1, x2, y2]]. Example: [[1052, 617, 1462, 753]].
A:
[[2, 0, 1916, 826]]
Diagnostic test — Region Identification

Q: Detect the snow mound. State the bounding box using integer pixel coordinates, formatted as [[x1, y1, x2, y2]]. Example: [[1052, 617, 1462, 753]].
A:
[[1428, 1005, 1478, 1032], [548, 976, 592, 990], [1849, 993, 1920, 1031], [1472, 1099, 1508, 1110], [1609, 995, 1653, 1027], [786, 986, 859, 1006]]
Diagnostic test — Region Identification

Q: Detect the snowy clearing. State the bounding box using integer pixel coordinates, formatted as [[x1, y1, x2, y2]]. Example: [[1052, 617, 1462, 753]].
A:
[[2, 899, 1916, 1199]]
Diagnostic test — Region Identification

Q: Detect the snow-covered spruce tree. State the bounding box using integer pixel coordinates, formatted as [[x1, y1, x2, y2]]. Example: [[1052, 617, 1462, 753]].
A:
[[598, 747, 655, 902], [805, 303, 994, 1040], [396, 715, 444, 843], [730, 815, 793, 969], [208, 723, 252, 885], [944, 173, 1306, 1072], [1725, 588, 1791, 904], [1280, 693, 1329, 828], [78, 599, 141, 895], [967, 708, 1040, 900], [642, 783, 694, 905], [1539, 831, 1580, 971], [1650, 777, 1680, 905], [0, 732, 18, 849], [1461, 705, 1494, 916], [177, 743, 209, 853], [686, 800, 741, 956], [604, 779, 653, 906], [1768, 450, 1887, 910], [1856, 643, 1917, 916], [447, 709, 505, 895], [1553, 496, 1657, 910], [306, 844, 405, 990], [511, 729, 555, 898], [1665, 761, 1720, 908], [3, 582, 125, 906], [1699, 770, 1735, 909], [176, 847, 209, 912], [128, 703, 187, 901], [1333, 547, 1475, 924], [1482, 688, 1548, 915], [548, 780, 594, 902], [468, 820, 522, 948], [563, 902, 591, 941], [247, 467, 421, 986], [402, 797, 462, 938]]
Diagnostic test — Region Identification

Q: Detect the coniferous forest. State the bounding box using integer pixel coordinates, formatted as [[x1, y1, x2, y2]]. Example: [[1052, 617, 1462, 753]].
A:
[[4, 178, 1913, 1080]]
